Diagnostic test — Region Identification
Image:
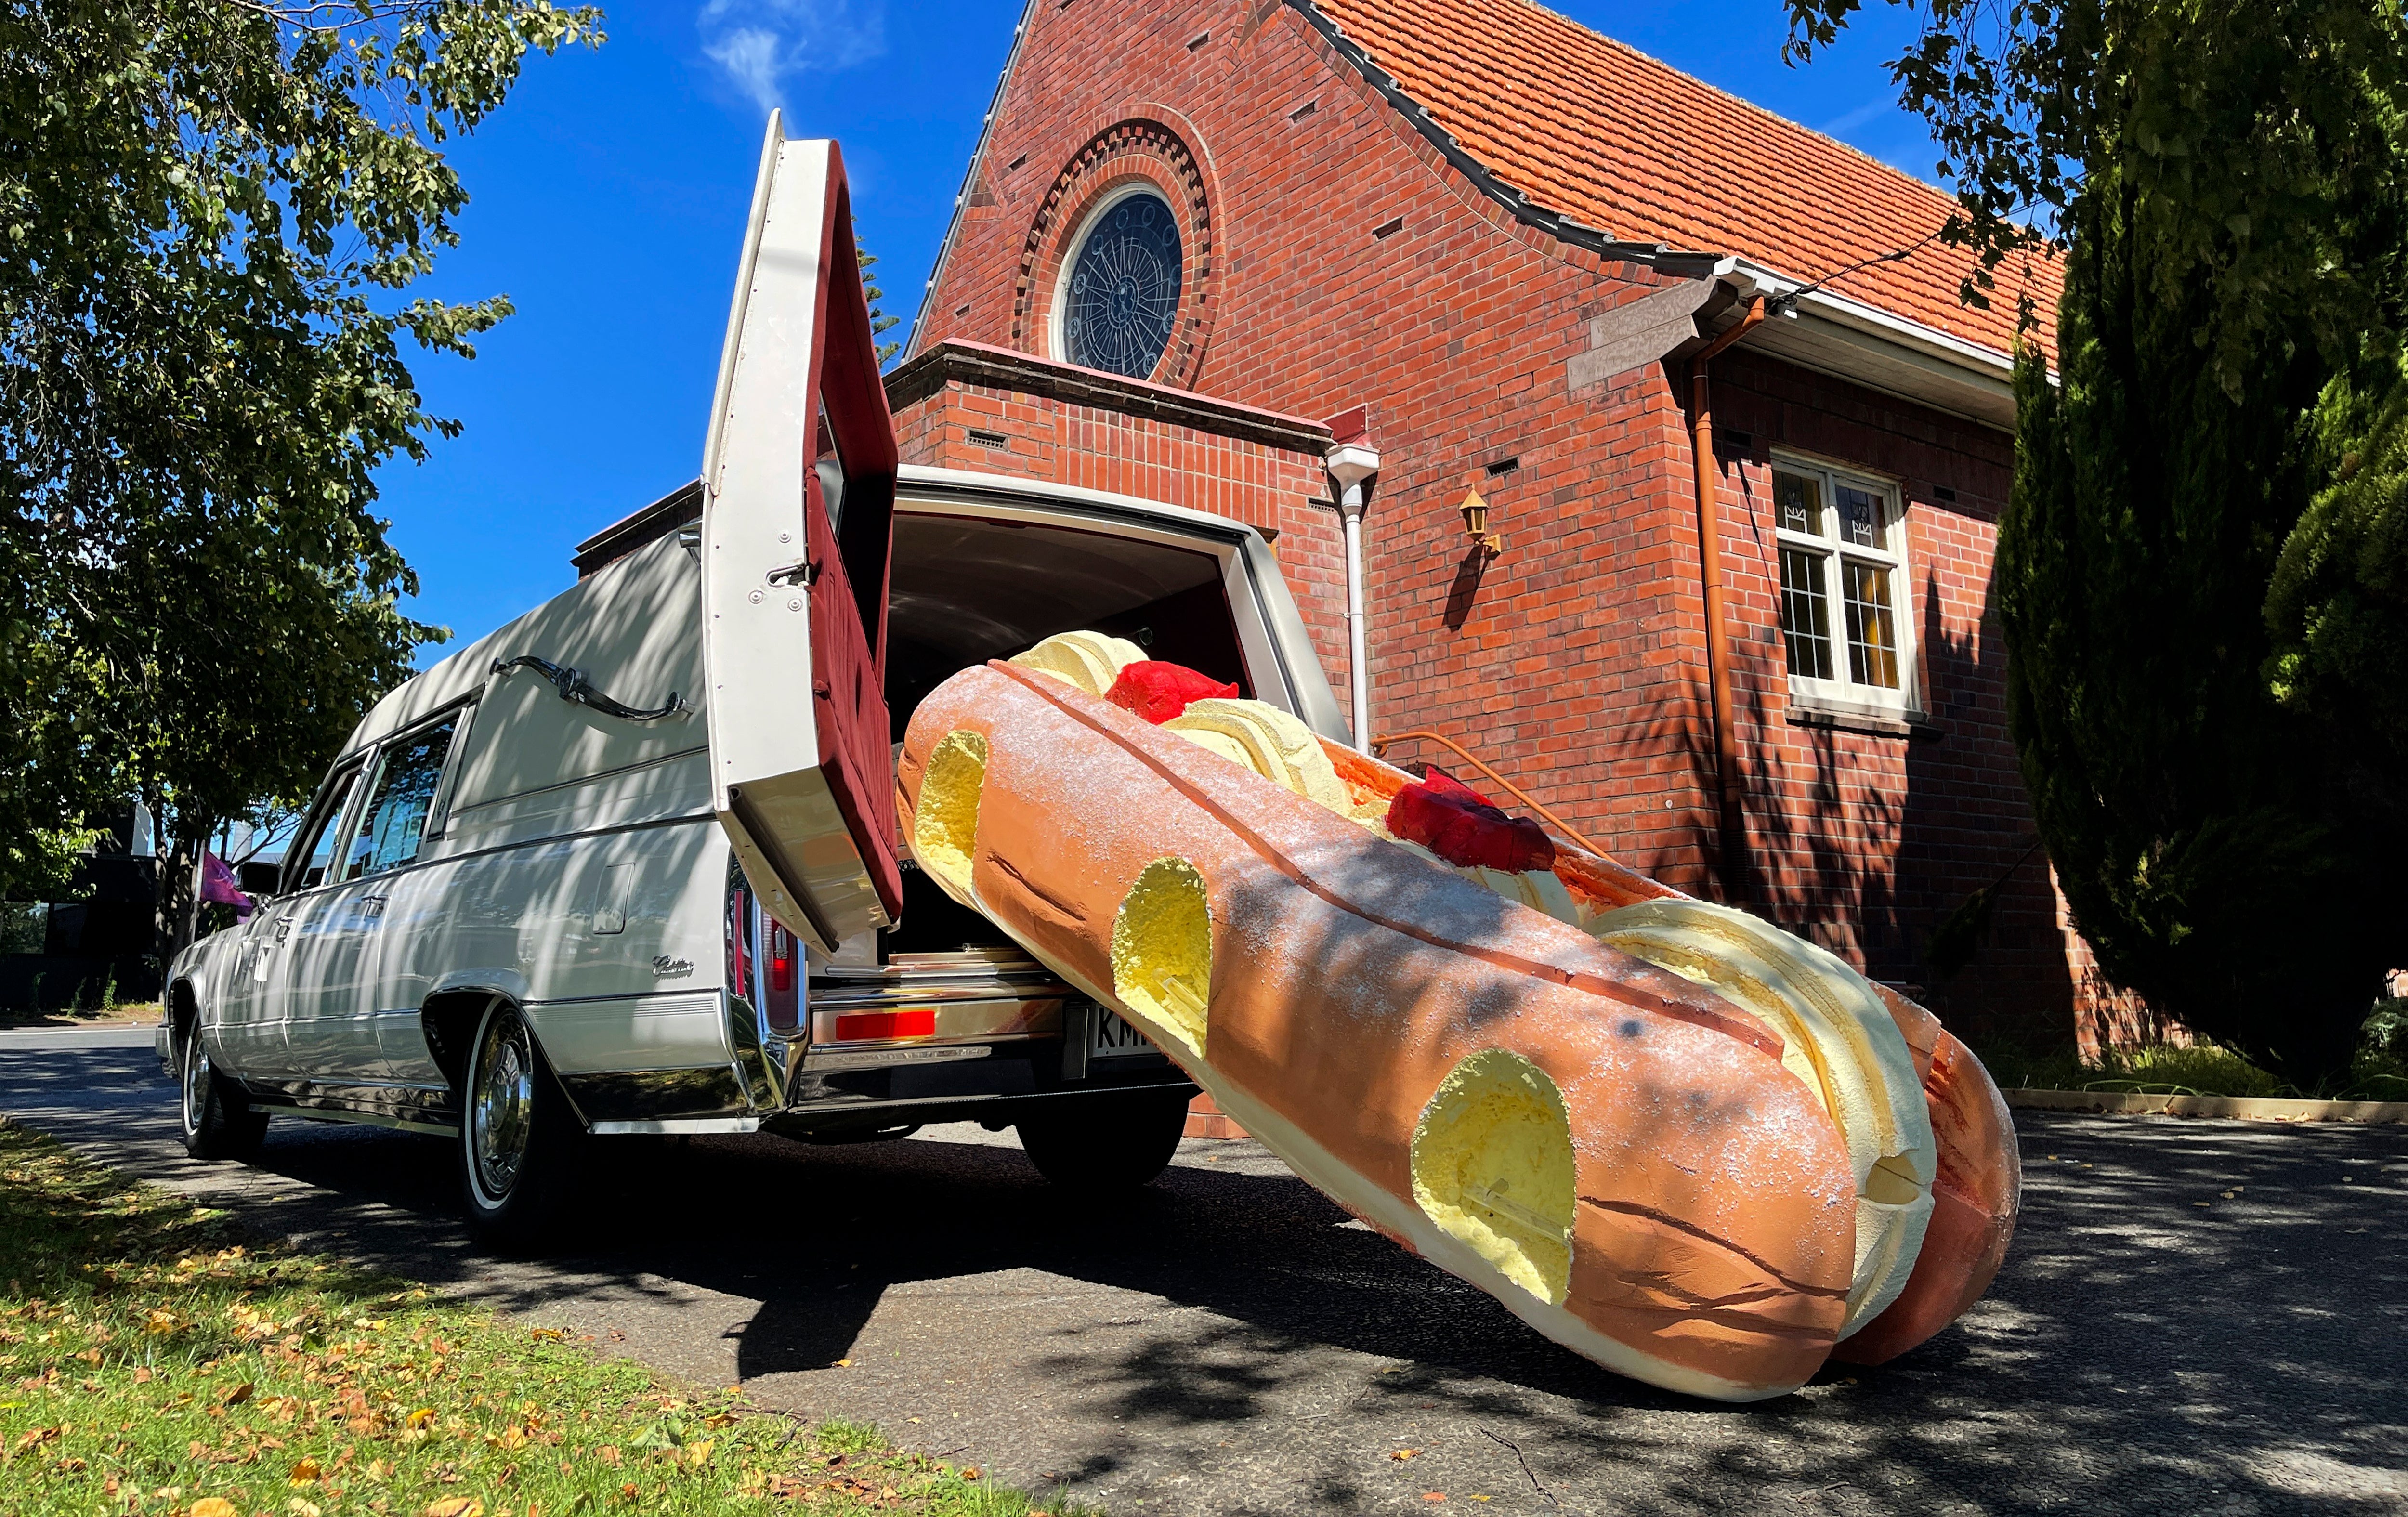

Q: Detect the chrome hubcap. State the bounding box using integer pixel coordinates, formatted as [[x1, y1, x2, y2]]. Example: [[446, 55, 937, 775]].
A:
[[470, 1009, 535, 1202], [182, 1033, 209, 1133]]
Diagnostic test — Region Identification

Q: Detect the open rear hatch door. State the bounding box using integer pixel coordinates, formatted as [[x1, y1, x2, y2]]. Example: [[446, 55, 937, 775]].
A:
[[700, 117, 902, 955]]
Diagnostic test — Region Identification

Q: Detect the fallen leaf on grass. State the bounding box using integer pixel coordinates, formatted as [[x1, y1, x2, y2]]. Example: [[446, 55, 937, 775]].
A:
[[406, 1407, 436, 1430], [289, 1457, 323, 1483], [960, 1465, 982, 1481], [529, 1328, 565, 1342], [220, 1382, 254, 1407], [288, 1501, 322, 1517], [597, 1446, 622, 1466], [684, 1439, 715, 1469], [189, 1501, 238, 1517], [421, 1499, 484, 1517]]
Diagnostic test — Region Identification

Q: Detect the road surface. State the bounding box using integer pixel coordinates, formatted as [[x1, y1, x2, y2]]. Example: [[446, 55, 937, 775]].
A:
[[2, 1026, 2402, 1516]]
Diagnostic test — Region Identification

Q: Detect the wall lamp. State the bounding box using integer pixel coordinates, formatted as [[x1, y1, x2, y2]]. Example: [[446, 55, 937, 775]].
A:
[[1457, 481, 1502, 558]]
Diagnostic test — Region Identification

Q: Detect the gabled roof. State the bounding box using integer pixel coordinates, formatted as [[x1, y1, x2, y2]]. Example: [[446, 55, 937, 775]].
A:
[[1300, 0, 2058, 363]]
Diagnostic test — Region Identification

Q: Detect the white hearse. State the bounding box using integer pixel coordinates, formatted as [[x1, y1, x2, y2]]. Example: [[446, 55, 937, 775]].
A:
[[156, 127, 1347, 1243]]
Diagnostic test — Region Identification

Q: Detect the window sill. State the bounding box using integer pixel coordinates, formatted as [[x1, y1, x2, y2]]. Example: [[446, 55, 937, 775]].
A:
[[1787, 700, 1942, 741]]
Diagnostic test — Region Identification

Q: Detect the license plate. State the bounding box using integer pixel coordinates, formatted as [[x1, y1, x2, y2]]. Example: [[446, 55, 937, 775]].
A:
[[1090, 1008, 1154, 1059]]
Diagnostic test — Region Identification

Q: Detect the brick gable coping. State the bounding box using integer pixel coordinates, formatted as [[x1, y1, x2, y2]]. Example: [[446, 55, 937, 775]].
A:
[[885, 340, 1336, 456]]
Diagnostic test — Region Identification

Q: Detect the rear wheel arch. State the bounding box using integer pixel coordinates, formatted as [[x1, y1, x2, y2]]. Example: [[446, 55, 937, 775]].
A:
[[422, 988, 517, 1101], [169, 980, 200, 1047]]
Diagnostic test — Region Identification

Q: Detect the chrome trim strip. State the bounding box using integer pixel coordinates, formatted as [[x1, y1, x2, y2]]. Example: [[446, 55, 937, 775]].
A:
[[520, 988, 725, 1011], [589, 1118, 761, 1135], [774, 1075, 1195, 1117], [804, 1045, 995, 1072], [290, 1106, 461, 1138]]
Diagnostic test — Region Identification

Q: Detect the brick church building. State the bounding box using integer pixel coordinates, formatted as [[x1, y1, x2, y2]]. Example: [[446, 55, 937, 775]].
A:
[[885, 0, 2120, 1048]]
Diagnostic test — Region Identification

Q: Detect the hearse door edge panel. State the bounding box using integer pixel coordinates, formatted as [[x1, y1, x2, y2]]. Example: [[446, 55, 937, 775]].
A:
[[699, 115, 902, 957]]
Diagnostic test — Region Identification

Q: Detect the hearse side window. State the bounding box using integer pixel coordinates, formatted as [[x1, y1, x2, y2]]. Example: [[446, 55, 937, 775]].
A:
[[340, 715, 462, 881], [287, 762, 364, 892]]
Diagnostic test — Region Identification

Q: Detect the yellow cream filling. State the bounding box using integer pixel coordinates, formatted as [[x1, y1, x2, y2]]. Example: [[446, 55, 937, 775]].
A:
[[1410, 1049, 1575, 1305], [1110, 857, 1212, 1059], [1007, 630, 1148, 695], [912, 729, 989, 899]]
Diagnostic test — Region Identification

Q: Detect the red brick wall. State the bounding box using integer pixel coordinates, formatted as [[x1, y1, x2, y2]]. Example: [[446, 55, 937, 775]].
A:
[[1699, 352, 2073, 1040], [909, 0, 2094, 1046], [891, 373, 1350, 673]]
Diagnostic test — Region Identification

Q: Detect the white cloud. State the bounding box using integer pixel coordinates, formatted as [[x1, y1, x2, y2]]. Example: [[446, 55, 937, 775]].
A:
[[1817, 96, 1897, 139], [699, 0, 886, 114]]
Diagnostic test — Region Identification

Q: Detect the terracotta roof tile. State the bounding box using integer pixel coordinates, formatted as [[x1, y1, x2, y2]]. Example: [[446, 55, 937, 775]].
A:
[[1306, 0, 2058, 360]]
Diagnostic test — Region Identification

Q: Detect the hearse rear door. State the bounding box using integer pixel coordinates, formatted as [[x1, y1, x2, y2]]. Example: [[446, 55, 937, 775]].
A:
[[699, 118, 903, 956]]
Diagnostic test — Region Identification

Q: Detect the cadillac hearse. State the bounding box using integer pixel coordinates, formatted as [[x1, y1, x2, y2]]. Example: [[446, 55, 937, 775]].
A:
[[157, 127, 1348, 1243]]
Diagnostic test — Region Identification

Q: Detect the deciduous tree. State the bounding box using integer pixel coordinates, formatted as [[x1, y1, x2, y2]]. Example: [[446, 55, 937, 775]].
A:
[[0, 0, 600, 959]]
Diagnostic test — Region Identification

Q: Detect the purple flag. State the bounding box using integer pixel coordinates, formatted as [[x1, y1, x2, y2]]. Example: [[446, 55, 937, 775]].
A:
[[200, 851, 253, 922]]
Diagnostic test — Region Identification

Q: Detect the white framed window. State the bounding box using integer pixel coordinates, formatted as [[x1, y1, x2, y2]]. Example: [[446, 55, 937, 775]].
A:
[[1772, 456, 1917, 712]]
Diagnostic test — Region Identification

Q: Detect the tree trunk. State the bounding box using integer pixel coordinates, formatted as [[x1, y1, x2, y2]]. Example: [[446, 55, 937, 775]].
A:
[[152, 821, 210, 973]]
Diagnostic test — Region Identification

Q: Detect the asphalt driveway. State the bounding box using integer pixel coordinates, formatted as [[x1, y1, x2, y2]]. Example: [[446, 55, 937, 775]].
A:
[[3, 1026, 2402, 1516]]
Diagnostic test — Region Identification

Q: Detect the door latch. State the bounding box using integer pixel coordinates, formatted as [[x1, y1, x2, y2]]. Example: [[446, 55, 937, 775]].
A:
[[764, 560, 817, 588]]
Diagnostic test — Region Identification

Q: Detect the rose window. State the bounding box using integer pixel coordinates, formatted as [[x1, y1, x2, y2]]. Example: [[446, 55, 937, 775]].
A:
[[1060, 191, 1183, 380]]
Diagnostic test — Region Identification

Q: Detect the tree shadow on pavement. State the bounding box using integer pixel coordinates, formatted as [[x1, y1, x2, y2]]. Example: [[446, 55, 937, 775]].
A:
[[6, 1045, 2405, 1516]]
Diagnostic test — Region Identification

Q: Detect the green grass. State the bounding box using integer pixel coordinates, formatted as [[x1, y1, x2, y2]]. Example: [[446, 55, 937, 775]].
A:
[[1979, 1012, 2408, 1103], [0, 1117, 1098, 1517]]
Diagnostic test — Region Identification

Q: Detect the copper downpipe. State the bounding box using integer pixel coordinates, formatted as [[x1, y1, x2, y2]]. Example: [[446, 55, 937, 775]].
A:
[[1688, 296, 1766, 905]]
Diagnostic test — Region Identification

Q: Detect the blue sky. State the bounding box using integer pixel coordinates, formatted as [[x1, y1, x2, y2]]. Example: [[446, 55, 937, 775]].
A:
[[380, 0, 1941, 662]]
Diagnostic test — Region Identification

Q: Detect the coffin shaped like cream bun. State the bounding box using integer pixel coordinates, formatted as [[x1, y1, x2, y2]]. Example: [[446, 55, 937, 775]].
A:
[[899, 661, 1863, 1401]]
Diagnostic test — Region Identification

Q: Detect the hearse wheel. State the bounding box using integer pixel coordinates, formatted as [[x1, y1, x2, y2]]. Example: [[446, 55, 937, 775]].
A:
[[1016, 1088, 1191, 1193], [180, 1024, 267, 1162], [459, 999, 586, 1250]]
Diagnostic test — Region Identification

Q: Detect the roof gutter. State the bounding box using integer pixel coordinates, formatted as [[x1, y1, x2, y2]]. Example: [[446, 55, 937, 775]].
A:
[[1283, 0, 1726, 279], [1722, 257, 2023, 382], [904, 0, 1040, 360]]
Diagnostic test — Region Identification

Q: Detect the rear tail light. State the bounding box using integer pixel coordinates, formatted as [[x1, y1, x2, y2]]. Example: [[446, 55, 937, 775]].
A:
[[769, 923, 794, 993], [727, 863, 802, 1033]]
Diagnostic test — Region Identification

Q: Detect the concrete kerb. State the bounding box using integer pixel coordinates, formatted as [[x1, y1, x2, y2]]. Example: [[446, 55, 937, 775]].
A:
[[2005, 1088, 2408, 1124]]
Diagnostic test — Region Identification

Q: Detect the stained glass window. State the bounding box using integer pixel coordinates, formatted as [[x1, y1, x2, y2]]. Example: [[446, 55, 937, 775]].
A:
[[1061, 192, 1183, 380]]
